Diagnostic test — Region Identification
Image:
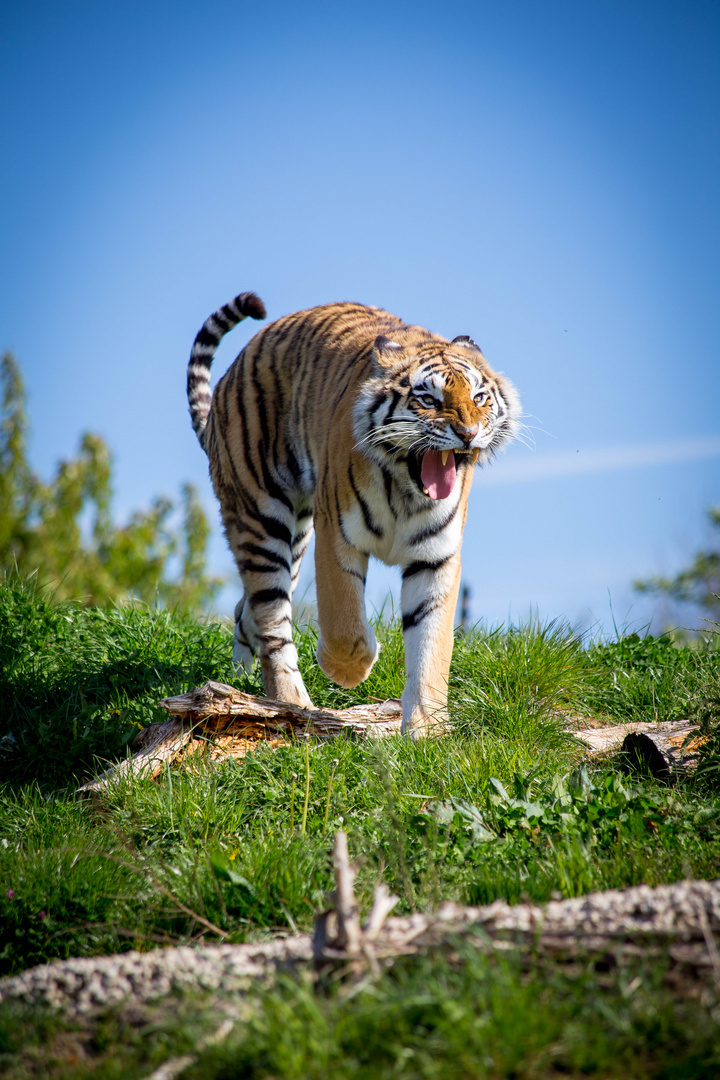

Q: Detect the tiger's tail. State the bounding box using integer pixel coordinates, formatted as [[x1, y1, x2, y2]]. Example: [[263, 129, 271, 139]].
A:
[[187, 291, 266, 449]]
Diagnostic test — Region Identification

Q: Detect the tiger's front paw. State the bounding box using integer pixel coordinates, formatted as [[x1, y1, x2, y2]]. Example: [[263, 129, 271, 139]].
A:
[[316, 631, 379, 689], [401, 704, 451, 740]]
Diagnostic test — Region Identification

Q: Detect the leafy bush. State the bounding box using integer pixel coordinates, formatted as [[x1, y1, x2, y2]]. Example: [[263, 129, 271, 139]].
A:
[[581, 632, 711, 723]]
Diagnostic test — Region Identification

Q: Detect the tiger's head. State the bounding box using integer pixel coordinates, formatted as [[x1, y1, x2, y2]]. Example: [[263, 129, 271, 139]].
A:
[[354, 332, 520, 501]]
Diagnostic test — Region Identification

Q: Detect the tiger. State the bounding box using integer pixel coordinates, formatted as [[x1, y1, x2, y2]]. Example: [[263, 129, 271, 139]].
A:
[[187, 291, 520, 736]]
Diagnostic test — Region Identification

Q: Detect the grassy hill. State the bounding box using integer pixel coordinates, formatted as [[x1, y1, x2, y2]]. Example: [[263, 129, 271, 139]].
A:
[[1, 571, 719, 1078]]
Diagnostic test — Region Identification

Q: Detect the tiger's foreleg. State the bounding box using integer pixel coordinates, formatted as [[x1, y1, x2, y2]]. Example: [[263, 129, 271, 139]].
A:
[[399, 552, 462, 738], [314, 511, 379, 689]]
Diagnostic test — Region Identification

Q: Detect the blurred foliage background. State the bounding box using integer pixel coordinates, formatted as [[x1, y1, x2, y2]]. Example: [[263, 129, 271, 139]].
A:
[[0, 352, 222, 612], [634, 505, 720, 630]]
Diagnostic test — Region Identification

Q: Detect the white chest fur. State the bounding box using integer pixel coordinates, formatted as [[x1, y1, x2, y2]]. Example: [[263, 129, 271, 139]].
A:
[[341, 470, 465, 567]]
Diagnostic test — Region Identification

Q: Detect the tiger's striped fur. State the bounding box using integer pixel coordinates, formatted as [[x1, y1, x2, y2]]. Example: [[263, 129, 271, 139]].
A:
[[188, 292, 520, 736]]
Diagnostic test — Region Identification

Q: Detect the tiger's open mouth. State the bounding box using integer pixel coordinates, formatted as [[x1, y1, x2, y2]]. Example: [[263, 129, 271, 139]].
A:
[[408, 448, 480, 500]]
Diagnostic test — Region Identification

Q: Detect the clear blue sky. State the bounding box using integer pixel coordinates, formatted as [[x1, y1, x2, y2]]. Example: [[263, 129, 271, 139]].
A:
[[2, 0, 719, 634]]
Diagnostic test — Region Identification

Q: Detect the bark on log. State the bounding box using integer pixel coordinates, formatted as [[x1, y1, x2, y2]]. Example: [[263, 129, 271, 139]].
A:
[[574, 719, 707, 781], [76, 683, 402, 793], [77, 684, 706, 795], [155, 681, 403, 739]]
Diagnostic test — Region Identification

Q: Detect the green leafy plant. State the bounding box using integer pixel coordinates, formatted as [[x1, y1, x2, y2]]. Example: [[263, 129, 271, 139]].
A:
[[422, 765, 669, 862]]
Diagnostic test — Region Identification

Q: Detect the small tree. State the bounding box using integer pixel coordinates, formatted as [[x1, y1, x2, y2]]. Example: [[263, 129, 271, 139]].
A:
[[634, 506, 720, 629], [0, 351, 222, 611]]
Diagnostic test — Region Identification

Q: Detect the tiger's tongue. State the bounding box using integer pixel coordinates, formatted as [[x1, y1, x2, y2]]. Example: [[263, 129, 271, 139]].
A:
[[421, 450, 456, 500]]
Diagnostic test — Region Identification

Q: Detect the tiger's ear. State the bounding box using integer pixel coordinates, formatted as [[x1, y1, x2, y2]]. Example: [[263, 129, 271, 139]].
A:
[[451, 335, 483, 354], [372, 335, 405, 367]]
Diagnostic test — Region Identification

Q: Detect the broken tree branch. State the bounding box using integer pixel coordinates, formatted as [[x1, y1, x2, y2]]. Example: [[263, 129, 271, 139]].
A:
[[332, 831, 363, 955], [76, 682, 402, 793], [1, 835, 718, 1019]]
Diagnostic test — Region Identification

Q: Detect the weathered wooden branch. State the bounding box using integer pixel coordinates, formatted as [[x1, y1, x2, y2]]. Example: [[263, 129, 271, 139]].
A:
[[3, 830, 718, 1019], [77, 682, 402, 793], [76, 676, 708, 795], [143, 1017, 236, 1080], [156, 681, 402, 737], [364, 883, 400, 943], [76, 720, 196, 793]]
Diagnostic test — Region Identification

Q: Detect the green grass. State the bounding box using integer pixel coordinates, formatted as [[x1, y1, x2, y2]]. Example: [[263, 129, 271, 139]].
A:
[[1, 570, 719, 1077]]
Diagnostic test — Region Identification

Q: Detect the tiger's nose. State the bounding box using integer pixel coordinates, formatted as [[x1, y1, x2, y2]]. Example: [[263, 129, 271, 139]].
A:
[[453, 422, 479, 444]]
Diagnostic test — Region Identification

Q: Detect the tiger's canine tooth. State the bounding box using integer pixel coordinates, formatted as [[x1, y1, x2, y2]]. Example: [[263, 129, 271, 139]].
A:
[[471, 448, 479, 464], [441, 450, 450, 466]]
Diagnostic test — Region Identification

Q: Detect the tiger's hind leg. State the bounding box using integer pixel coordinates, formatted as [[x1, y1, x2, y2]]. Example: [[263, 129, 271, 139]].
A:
[[289, 506, 314, 604], [225, 501, 314, 708], [232, 505, 313, 674], [233, 595, 260, 673]]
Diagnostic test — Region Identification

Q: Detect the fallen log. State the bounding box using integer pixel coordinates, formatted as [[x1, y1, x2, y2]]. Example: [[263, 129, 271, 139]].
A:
[[2, 832, 718, 1019], [155, 681, 402, 739], [77, 683, 706, 795], [573, 718, 708, 782], [77, 682, 402, 793]]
